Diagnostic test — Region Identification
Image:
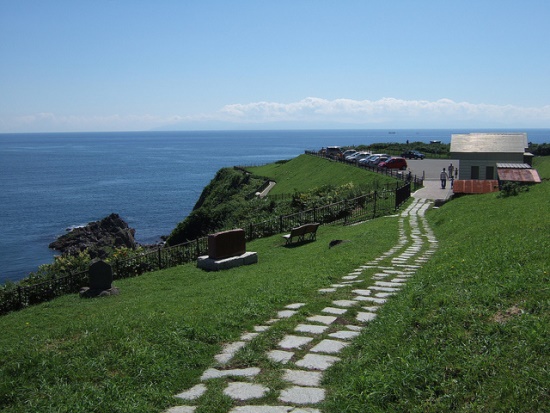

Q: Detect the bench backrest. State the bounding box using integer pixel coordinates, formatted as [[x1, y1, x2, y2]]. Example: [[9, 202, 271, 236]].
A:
[[290, 223, 319, 236], [290, 226, 307, 237], [302, 223, 320, 233]]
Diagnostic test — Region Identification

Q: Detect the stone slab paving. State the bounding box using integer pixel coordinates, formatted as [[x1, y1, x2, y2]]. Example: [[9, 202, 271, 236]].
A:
[[201, 367, 260, 380], [166, 407, 197, 413], [375, 281, 404, 287], [310, 339, 349, 354], [357, 312, 378, 322], [383, 270, 405, 274], [278, 335, 314, 349], [278, 310, 298, 318], [175, 384, 207, 401], [332, 299, 359, 307], [282, 369, 323, 386], [229, 407, 321, 413], [166, 197, 437, 413], [215, 341, 246, 364], [294, 324, 329, 334], [267, 350, 294, 364], [224, 382, 269, 400], [321, 306, 347, 315], [307, 315, 337, 325], [295, 353, 341, 370], [318, 288, 336, 293], [241, 332, 259, 341], [279, 386, 325, 404], [354, 296, 386, 304], [370, 286, 399, 292], [329, 330, 360, 340], [352, 289, 371, 296]]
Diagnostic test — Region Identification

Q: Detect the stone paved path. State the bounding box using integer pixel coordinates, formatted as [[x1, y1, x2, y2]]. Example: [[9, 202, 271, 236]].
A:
[[166, 198, 436, 413]]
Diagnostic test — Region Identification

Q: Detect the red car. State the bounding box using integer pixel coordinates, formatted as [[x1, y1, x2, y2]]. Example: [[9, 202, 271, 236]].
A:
[[378, 157, 408, 170]]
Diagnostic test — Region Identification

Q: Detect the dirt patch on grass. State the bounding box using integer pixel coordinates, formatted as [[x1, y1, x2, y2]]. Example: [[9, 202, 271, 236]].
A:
[[491, 305, 524, 324]]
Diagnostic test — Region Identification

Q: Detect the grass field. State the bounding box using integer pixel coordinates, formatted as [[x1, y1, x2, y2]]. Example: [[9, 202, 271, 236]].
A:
[[248, 154, 397, 195], [1, 157, 548, 413]]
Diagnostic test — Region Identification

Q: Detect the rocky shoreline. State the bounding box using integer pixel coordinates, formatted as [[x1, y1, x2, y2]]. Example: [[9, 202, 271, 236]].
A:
[[49, 213, 138, 259]]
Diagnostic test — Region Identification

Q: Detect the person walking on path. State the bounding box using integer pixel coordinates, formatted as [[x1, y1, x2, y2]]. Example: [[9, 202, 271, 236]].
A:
[[448, 163, 454, 178], [440, 168, 448, 189]]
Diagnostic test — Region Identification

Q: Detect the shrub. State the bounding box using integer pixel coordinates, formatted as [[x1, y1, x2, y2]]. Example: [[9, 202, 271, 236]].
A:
[[498, 181, 530, 198]]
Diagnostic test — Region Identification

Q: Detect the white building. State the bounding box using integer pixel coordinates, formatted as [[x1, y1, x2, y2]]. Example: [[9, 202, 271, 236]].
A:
[[450, 133, 532, 180]]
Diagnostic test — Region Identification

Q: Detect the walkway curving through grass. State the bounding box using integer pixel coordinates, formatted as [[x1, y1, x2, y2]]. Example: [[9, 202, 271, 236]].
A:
[[166, 197, 436, 413]]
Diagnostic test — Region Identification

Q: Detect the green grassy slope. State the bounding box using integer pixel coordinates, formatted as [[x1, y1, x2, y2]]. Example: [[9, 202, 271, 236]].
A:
[[1, 157, 548, 412], [0, 219, 400, 413], [248, 154, 397, 195], [167, 155, 398, 244], [324, 157, 550, 412]]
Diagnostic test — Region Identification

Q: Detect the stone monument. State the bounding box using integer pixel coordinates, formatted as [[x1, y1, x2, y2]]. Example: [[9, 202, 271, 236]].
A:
[[80, 259, 120, 298], [197, 229, 257, 271]]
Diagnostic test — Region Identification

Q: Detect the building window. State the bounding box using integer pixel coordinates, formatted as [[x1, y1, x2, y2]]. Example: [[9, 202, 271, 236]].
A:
[[486, 166, 494, 180], [471, 166, 479, 179]]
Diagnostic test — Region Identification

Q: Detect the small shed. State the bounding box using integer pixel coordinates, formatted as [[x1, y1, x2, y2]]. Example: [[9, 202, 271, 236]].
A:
[[450, 133, 533, 180], [496, 163, 541, 183]]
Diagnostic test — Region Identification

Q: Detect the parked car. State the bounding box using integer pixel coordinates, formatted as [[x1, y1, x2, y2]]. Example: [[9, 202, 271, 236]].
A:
[[358, 154, 377, 165], [342, 149, 357, 158], [378, 157, 408, 170], [326, 146, 343, 158], [344, 151, 359, 160], [401, 150, 425, 159], [371, 155, 391, 167], [362, 153, 386, 167], [346, 151, 370, 161], [354, 152, 371, 162]]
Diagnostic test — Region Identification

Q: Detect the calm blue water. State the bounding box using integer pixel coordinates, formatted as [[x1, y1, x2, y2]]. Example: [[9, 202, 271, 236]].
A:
[[1, 129, 548, 284]]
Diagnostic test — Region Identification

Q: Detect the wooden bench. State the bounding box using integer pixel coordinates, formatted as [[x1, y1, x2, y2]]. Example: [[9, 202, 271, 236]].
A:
[[282, 223, 320, 245]]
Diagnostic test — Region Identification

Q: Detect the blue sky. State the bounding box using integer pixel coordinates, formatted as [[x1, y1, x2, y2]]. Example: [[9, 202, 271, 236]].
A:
[[1, 0, 549, 132]]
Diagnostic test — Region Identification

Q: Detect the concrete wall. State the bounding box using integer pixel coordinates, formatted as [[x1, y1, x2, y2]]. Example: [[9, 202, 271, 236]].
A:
[[452, 152, 523, 180]]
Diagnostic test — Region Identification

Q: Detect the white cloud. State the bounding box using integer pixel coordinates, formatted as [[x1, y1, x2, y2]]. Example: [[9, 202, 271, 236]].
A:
[[219, 97, 550, 126], [2, 97, 550, 132]]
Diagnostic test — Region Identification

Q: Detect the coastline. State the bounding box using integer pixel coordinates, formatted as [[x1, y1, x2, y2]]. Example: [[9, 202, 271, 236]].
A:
[[1, 129, 548, 284]]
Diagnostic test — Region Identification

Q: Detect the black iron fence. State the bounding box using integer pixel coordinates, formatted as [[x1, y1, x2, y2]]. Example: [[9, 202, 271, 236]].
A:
[[1, 175, 415, 315], [0, 237, 209, 315]]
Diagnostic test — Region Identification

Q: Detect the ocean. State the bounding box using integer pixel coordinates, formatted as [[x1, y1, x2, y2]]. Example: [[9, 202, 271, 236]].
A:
[[1, 129, 548, 284]]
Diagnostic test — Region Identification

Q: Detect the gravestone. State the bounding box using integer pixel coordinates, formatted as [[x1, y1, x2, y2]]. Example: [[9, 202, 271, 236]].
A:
[[208, 229, 246, 260], [89, 260, 113, 290], [197, 228, 257, 271], [80, 259, 119, 298]]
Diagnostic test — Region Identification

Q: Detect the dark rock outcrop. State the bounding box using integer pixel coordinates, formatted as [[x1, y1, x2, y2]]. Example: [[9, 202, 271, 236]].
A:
[[49, 213, 137, 259]]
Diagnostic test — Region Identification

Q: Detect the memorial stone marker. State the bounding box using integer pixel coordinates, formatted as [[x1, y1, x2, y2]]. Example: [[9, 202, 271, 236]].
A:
[[197, 228, 257, 271], [80, 259, 119, 297]]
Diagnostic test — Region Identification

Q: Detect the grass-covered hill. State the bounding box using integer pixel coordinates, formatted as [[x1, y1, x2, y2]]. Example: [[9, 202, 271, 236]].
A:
[[1, 157, 548, 413], [166, 154, 397, 244], [246, 154, 397, 195]]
